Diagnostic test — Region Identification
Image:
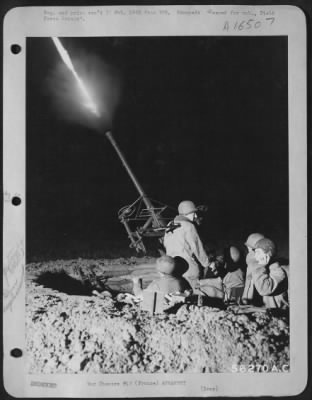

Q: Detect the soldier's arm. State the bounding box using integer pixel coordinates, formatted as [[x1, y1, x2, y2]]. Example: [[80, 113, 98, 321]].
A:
[[185, 223, 209, 267], [251, 263, 286, 296]]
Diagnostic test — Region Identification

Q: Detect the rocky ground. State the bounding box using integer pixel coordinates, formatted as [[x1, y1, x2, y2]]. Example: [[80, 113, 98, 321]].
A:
[[26, 258, 290, 374]]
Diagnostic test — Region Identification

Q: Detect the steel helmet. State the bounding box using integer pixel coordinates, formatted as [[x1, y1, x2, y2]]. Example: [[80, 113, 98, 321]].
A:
[[156, 255, 176, 275], [255, 238, 277, 258], [178, 200, 197, 216], [173, 256, 189, 276], [245, 233, 265, 249], [229, 246, 241, 263]]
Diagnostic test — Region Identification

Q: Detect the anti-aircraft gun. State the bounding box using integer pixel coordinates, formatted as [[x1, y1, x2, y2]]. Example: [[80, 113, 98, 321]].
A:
[[105, 131, 175, 253], [105, 131, 208, 253]]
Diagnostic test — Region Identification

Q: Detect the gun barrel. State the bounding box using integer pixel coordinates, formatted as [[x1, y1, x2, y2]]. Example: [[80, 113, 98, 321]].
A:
[[105, 131, 159, 224]]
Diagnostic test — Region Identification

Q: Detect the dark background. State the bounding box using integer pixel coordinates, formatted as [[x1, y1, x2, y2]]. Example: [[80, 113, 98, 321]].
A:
[[26, 36, 289, 261]]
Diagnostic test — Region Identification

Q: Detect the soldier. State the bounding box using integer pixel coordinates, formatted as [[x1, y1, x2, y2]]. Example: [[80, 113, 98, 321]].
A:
[[199, 246, 244, 305], [222, 246, 245, 303], [242, 232, 265, 304], [132, 255, 191, 296], [245, 232, 265, 262], [163, 200, 210, 290], [243, 238, 288, 308]]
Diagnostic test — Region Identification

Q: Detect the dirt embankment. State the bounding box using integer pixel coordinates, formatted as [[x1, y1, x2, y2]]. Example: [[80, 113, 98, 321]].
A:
[[26, 258, 289, 374]]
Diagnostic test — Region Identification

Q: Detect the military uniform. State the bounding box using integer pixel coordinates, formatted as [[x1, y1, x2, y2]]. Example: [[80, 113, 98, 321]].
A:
[[163, 215, 209, 289], [146, 274, 191, 294], [243, 259, 288, 308]]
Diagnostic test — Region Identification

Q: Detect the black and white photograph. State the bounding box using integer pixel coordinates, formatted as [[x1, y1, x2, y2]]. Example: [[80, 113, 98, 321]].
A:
[[3, 4, 308, 398], [26, 33, 291, 372]]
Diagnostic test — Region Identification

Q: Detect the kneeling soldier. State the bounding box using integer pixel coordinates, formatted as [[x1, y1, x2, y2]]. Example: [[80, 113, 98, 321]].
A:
[[244, 238, 288, 309]]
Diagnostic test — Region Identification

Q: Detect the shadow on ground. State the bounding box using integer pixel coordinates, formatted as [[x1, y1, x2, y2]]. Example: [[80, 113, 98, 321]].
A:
[[35, 271, 92, 295]]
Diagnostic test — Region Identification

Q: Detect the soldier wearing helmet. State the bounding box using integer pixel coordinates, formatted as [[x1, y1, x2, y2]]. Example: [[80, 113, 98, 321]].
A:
[[163, 200, 210, 289], [243, 238, 288, 308], [222, 246, 245, 303], [198, 245, 245, 305], [132, 255, 191, 298], [245, 232, 265, 262], [242, 232, 265, 303], [147, 255, 191, 293]]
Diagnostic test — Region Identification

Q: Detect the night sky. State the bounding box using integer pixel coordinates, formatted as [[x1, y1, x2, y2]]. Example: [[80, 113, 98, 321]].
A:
[[26, 36, 288, 260]]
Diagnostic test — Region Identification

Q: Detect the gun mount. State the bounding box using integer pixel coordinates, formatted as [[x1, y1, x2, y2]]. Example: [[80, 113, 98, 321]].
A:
[[105, 131, 173, 253]]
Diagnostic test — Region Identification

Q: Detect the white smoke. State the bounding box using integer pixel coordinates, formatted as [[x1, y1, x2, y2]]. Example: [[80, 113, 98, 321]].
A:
[[46, 50, 122, 132]]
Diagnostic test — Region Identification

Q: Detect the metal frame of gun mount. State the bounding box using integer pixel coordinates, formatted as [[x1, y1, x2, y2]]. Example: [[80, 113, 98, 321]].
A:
[[105, 131, 173, 253]]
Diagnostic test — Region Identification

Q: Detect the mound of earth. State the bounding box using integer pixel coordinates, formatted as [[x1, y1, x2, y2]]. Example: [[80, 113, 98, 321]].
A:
[[26, 258, 289, 373]]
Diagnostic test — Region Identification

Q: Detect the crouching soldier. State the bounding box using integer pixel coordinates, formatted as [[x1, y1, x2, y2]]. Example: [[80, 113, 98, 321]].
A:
[[199, 246, 244, 305], [132, 256, 192, 311], [243, 238, 288, 309], [242, 232, 265, 304], [222, 246, 245, 304]]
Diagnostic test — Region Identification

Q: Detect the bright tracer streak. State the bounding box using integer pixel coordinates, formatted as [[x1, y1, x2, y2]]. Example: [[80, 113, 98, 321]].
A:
[[51, 37, 100, 117]]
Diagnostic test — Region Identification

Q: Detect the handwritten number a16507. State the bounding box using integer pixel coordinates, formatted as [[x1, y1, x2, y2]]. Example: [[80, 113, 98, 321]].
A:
[[223, 18, 272, 32]]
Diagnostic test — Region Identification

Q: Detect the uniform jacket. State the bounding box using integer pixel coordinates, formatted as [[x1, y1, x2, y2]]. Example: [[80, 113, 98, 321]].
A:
[[243, 259, 288, 308], [163, 215, 209, 280], [223, 268, 245, 289], [146, 274, 191, 294]]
